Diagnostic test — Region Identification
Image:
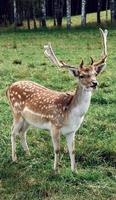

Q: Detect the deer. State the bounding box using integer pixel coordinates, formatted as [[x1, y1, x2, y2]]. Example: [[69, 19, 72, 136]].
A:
[[6, 28, 108, 172]]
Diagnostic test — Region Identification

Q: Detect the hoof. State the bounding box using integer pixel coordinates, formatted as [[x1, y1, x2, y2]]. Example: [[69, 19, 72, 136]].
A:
[[12, 154, 17, 162], [12, 158, 17, 163], [72, 169, 78, 175], [54, 167, 60, 174], [25, 150, 30, 156]]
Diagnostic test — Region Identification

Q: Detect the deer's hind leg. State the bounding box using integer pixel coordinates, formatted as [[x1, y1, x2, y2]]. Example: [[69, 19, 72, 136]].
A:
[[11, 114, 29, 161], [18, 120, 29, 155], [11, 114, 23, 162]]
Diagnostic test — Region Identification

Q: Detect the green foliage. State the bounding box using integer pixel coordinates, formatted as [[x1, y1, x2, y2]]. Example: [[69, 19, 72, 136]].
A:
[[0, 25, 116, 199]]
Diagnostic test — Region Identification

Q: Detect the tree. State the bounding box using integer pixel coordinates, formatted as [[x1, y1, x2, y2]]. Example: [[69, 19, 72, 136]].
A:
[[66, 0, 71, 30], [54, 0, 64, 27], [97, 0, 102, 25], [81, 0, 86, 27], [53, 0, 57, 26], [13, 0, 17, 29], [40, 0, 46, 27], [114, 0, 116, 20], [16, 0, 24, 27], [26, 0, 31, 30], [106, 0, 109, 23], [110, 0, 116, 23], [32, 0, 37, 29]]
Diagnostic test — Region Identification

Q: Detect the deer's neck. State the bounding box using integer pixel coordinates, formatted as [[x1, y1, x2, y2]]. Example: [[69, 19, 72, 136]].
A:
[[69, 83, 92, 116]]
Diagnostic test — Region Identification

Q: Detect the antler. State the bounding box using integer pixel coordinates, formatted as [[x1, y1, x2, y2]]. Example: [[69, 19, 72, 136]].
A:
[[99, 28, 108, 57], [44, 43, 76, 69], [44, 29, 108, 71], [93, 28, 108, 67]]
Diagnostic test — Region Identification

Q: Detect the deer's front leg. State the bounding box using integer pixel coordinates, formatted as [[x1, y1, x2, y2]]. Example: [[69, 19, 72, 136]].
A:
[[66, 132, 76, 172], [51, 126, 60, 171], [11, 125, 17, 162]]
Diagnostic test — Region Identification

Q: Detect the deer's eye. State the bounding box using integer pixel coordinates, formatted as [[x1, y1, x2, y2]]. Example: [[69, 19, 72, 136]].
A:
[[79, 75, 84, 79]]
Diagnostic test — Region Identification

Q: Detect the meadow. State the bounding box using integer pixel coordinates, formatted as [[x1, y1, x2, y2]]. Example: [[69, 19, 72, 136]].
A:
[[0, 16, 116, 199]]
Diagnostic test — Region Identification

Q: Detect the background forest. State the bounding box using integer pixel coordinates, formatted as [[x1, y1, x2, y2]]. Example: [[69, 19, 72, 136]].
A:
[[0, 0, 116, 29]]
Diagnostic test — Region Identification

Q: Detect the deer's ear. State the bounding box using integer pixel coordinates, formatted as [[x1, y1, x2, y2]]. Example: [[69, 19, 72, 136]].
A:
[[94, 63, 106, 75], [69, 68, 79, 77]]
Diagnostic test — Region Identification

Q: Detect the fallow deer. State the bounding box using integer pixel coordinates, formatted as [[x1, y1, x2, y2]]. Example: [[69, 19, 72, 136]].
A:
[[6, 29, 108, 172]]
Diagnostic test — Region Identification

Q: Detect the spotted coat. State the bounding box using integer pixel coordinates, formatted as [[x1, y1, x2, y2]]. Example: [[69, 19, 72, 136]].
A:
[[6, 81, 73, 127]]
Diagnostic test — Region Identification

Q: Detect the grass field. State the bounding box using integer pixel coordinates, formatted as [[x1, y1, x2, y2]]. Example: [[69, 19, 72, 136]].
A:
[[0, 16, 116, 199]]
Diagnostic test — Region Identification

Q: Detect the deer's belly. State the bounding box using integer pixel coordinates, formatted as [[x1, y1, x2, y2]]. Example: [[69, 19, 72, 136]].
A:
[[61, 115, 84, 135], [22, 107, 51, 130]]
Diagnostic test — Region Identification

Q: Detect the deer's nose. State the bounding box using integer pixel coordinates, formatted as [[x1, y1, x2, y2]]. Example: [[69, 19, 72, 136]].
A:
[[92, 80, 98, 86]]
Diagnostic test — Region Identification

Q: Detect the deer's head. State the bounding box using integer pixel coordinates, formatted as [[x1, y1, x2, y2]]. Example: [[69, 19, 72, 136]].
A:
[[44, 29, 108, 91], [68, 54, 107, 90]]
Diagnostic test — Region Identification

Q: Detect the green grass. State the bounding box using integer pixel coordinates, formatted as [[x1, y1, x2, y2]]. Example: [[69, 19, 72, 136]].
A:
[[0, 17, 116, 199]]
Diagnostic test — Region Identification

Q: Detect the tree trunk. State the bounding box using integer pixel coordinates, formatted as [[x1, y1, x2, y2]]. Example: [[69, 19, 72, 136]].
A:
[[97, 0, 102, 25], [27, 10, 30, 30], [13, 0, 17, 29], [66, 0, 71, 30], [40, 0, 46, 27], [53, 0, 57, 26], [114, 0, 116, 20], [32, 2, 37, 29], [110, 0, 116, 23], [106, 0, 108, 22], [81, 0, 86, 27], [54, 0, 64, 27]]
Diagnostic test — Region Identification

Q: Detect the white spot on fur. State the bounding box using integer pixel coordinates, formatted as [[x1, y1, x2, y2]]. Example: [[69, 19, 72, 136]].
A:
[[18, 94, 21, 99]]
